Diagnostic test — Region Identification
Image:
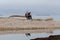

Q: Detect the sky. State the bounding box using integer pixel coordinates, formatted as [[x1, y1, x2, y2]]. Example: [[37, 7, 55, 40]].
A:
[[0, 0, 60, 16]]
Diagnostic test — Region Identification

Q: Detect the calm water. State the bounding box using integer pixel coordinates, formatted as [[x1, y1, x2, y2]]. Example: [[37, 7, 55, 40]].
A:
[[0, 16, 60, 40], [0, 30, 60, 40], [32, 16, 60, 21]]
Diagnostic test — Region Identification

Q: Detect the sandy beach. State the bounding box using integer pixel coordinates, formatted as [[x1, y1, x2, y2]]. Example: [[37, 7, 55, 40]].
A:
[[0, 17, 60, 34]]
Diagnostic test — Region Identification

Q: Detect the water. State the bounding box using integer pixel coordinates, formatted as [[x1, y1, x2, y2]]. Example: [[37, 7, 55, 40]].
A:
[[32, 15, 60, 21], [0, 30, 60, 40]]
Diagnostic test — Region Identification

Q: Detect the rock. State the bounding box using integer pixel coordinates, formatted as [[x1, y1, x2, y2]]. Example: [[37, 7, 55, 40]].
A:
[[30, 35, 60, 40]]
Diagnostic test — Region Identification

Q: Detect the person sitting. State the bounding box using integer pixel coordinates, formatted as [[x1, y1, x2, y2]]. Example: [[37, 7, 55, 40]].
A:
[[25, 12, 32, 20]]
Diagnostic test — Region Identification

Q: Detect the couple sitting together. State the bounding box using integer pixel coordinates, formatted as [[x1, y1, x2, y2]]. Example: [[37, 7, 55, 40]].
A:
[[25, 11, 32, 20]]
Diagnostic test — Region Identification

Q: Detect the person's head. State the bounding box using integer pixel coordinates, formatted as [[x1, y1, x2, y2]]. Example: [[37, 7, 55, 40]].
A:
[[28, 12, 31, 15]]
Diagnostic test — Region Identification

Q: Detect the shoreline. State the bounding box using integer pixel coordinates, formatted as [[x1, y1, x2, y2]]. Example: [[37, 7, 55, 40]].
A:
[[0, 17, 60, 34]]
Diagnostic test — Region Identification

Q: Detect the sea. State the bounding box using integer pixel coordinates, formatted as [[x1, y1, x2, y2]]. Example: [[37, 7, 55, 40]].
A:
[[0, 15, 60, 40]]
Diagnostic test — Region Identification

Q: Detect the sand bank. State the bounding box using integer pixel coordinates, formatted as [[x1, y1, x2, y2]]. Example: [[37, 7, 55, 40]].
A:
[[0, 17, 60, 34]]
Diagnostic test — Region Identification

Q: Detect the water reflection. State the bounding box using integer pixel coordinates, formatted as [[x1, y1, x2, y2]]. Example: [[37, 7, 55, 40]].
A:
[[0, 30, 60, 40]]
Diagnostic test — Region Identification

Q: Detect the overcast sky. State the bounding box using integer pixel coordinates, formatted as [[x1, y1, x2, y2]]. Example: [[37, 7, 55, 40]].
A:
[[0, 0, 60, 16]]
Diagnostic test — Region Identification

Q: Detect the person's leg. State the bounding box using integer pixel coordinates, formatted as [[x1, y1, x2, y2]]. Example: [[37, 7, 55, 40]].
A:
[[28, 16, 32, 20]]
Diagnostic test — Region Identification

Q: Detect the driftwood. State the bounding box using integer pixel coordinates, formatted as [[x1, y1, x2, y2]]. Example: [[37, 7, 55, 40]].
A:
[[45, 18, 53, 21], [9, 15, 25, 17]]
